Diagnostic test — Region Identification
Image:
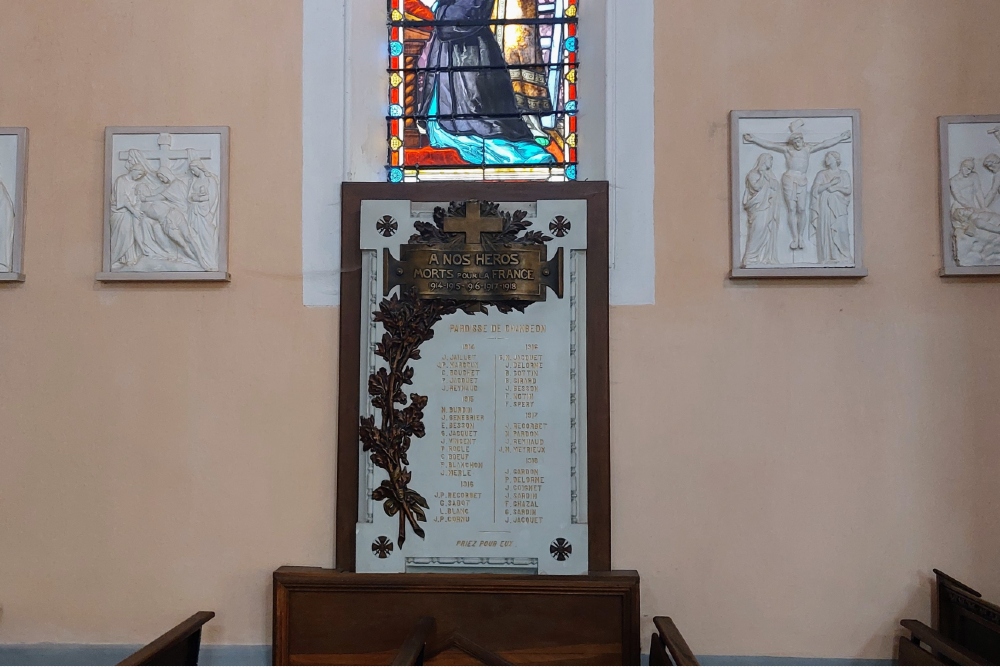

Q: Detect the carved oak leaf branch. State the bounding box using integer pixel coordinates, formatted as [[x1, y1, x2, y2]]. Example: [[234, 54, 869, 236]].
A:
[[362, 288, 463, 547], [363, 203, 554, 548]]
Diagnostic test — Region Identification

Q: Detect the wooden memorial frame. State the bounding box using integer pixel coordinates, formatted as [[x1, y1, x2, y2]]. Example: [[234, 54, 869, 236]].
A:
[[336, 181, 611, 572]]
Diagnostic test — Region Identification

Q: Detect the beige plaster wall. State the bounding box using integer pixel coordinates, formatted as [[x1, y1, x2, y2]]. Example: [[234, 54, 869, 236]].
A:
[[633, 0, 1000, 658], [0, 0, 331, 647], [0, 0, 998, 660]]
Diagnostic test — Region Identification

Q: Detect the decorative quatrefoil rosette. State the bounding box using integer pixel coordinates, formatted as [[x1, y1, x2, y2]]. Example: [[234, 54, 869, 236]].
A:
[[550, 538, 573, 561]]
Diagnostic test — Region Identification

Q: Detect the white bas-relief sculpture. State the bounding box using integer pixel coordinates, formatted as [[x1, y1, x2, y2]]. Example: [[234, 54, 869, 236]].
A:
[[0, 163, 13, 271], [101, 127, 229, 281], [730, 111, 865, 278], [939, 116, 1000, 274], [0, 128, 27, 282]]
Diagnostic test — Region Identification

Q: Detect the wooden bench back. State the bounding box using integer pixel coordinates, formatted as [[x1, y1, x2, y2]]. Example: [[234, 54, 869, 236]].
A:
[[118, 611, 215, 666], [648, 616, 699, 666], [935, 570, 1000, 664]]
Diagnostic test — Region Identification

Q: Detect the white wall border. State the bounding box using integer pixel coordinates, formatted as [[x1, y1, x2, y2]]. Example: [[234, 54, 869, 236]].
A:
[[302, 0, 346, 306], [302, 0, 655, 306], [606, 0, 655, 305]]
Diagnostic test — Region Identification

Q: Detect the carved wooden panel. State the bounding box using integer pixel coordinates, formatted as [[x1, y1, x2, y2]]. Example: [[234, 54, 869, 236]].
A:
[[273, 567, 640, 666]]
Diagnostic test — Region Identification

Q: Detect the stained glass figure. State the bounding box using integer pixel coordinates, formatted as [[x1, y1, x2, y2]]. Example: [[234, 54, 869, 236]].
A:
[[387, 0, 578, 182]]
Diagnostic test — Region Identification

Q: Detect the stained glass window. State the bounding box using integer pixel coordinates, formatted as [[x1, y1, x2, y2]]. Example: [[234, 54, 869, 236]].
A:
[[386, 0, 579, 183]]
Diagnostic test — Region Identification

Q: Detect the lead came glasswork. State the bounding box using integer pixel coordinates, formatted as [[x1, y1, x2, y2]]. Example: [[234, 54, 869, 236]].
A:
[[386, 0, 579, 182]]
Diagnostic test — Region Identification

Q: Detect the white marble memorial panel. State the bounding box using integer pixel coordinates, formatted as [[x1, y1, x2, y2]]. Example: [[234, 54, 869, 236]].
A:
[[355, 198, 589, 575]]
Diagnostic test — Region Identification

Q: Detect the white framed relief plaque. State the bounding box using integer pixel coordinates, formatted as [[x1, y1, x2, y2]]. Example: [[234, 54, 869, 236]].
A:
[[337, 183, 612, 577], [939, 115, 1000, 276], [99, 127, 230, 282], [730, 110, 866, 278], [0, 128, 28, 282]]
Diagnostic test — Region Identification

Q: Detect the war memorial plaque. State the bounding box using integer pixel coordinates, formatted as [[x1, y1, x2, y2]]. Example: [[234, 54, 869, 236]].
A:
[[336, 182, 611, 576], [272, 183, 639, 666]]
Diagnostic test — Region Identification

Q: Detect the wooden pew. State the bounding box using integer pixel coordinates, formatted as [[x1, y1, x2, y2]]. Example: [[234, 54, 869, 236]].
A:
[[898, 570, 1000, 665], [118, 611, 215, 666], [392, 616, 435, 666], [423, 630, 512, 666], [391, 615, 512, 666], [648, 616, 699, 666], [272, 567, 640, 665], [934, 569, 1000, 664], [897, 619, 986, 665]]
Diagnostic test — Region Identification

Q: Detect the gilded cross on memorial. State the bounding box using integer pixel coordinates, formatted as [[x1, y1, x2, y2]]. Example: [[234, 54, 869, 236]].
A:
[[443, 202, 503, 244], [382, 199, 564, 301]]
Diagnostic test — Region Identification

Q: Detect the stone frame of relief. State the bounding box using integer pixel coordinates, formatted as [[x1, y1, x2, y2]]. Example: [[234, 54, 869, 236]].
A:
[[938, 115, 1000, 276], [729, 110, 866, 278], [0, 128, 28, 282], [336, 182, 611, 575], [98, 126, 230, 282]]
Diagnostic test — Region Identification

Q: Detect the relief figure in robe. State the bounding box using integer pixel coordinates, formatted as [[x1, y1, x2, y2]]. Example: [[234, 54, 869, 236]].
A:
[[950, 158, 1000, 265], [0, 170, 14, 272], [741, 153, 780, 267], [952, 206, 1000, 265], [138, 166, 203, 268], [743, 120, 852, 252], [110, 159, 146, 269], [810, 151, 853, 264], [186, 156, 220, 271], [116, 150, 174, 266], [982, 153, 1000, 208], [951, 158, 984, 212], [987, 127, 1000, 207], [416, 0, 555, 165]]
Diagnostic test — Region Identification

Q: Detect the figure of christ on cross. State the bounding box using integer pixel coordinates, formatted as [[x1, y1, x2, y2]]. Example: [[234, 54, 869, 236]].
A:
[[117, 133, 212, 173], [743, 121, 852, 252], [443, 202, 503, 244]]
